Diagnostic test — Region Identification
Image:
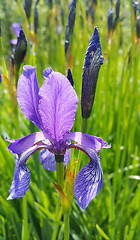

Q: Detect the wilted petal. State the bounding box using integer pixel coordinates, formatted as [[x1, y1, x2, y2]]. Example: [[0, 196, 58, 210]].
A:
[[7, 156, 30, 200], [6, 132, 48, 154], [74, 150, 103, 209], [17, 65, 42, 129], [64, 132, 110, 152], [39, 70, 78, 141]]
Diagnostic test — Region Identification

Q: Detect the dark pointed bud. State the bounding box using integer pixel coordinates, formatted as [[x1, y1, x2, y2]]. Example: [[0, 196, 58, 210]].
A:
[[136, 15, 140, 38], [65, 23, 69, 42], [67, 68, 74, 86], [10, 55, 14, 66], [65, 23, 70, 56], [14, 29, 27, 68], [107, 8, 113, 31], [9, 55, 15, 81], [115, 0, 120, 20], [133, 0, 138, 17], [0, 19, 1, 36], [24, 0, 32, 19], [34, 3, 39, 33], [81, 27, 104, 119], [67, 0, 76, 34], [46, 0, 53, 8], [65, 40, 70, 56]]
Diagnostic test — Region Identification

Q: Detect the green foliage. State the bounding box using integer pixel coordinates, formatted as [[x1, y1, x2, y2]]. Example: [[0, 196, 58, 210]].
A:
[[0, 0, 140, 239]]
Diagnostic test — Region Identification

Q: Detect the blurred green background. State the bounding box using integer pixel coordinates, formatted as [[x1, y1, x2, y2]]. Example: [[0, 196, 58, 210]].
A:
[[0, 0, 140, 239]]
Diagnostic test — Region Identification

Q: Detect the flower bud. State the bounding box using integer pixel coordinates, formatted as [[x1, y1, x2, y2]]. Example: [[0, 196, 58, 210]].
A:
[[107, 7, 113, 32], [9, 55, 14, 83], [136, 15, 140, 39], [0, 19, 1, 37], [67, 68, 74, 86], [81, 27, 104, 119], [67, 0, 76, 34], [133, 0, 138, 17], [115, 0, 120, 21], [24, 0, 32, 20], [34, 2, 39, 33], [14, 29, 27, 69], [65, 22, 70, 57]]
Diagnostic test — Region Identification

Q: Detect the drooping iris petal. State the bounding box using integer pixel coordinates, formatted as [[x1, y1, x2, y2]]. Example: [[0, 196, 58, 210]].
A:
[[6, 132, 48, 154], [17, 65, 42, 129], [39, 70, 78, 141], [74, 150, 103, 209], [7, 156, 30, 200], [39, 148, 71, 171], [64, 132, 110, 152], [7, 143, 47, 200]]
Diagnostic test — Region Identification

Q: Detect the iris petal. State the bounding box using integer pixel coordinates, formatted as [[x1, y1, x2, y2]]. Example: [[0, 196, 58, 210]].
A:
[[39, 69, 78, 141], [64, 132, 110, 152], [39, 149, 56, 171], [7, 143, 47, 200], [17, 65, 42, 129], [7, 156, 30, 200], [6, 132, 47, 154], [74, 150, 103, 209]]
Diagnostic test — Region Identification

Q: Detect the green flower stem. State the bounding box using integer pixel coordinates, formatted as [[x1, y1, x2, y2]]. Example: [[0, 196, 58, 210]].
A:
[[15, 65, 20, 88], [21, 195, 28, 240], [14, 65, 20, 138], [81, 118, 88, 133], [56, 159, 64, 190], [76, 118, 88, 176], [55, 155, 70, 240], [64, 210, 70, 240], [51, 202, 63, 240]]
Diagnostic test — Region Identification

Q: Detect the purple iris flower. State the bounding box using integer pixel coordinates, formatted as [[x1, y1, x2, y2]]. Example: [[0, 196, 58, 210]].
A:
[[10, 23, 21, 45], [6, 65, 110, 209]]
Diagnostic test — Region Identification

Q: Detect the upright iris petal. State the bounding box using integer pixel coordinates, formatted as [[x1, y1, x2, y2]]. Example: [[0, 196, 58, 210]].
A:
[[6, 65, 111, 209], [39, 70, 78, 141], [17, 65, 41, 129]]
